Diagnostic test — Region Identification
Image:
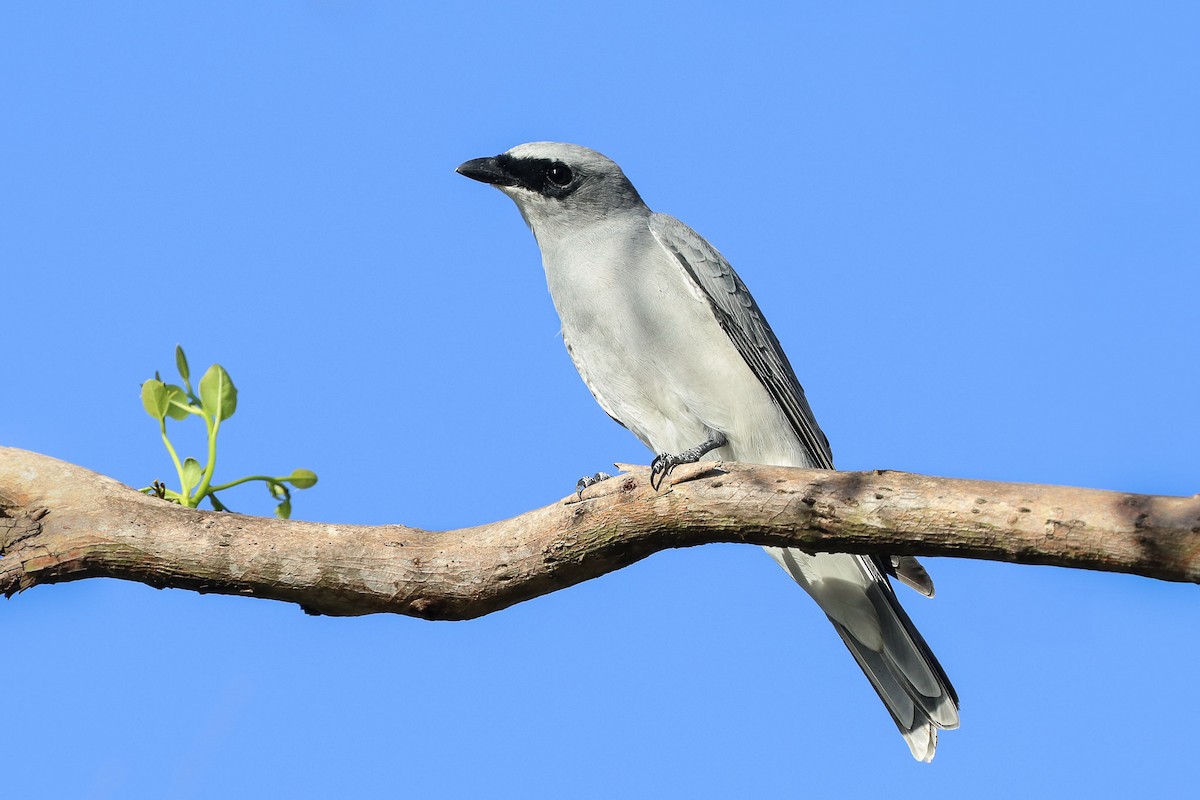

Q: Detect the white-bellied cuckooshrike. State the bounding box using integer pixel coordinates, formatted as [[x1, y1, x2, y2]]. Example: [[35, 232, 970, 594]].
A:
[[457, 142, 959, 761]]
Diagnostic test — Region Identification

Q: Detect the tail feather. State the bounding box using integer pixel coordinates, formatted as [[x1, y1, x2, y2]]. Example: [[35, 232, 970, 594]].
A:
[[767, 547, 960, 761]]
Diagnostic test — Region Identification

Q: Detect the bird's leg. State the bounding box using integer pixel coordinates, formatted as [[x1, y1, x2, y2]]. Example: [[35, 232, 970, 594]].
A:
[[650, 431, 727, 491], [575, 471, 614, 501]]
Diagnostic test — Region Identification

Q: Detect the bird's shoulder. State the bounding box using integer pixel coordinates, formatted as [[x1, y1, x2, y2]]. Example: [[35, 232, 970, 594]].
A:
[[648, 212, 770, 349]]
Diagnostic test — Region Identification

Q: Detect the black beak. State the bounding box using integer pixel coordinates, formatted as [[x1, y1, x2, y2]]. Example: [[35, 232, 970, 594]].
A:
[[456, 156, 518, 187]]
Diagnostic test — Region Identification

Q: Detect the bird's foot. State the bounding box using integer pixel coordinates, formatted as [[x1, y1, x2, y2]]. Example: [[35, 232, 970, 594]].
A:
[[649, 453, 685, 491], [575, 471, 614, 501], [649, 431, 728, 491]]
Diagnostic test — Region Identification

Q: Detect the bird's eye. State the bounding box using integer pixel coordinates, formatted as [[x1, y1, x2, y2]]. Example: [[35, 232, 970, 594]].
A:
[[546, 163, 573, 187]]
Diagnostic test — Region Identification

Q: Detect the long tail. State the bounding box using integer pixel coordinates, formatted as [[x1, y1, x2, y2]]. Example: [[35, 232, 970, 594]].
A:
[[766, 547, 960, 761]]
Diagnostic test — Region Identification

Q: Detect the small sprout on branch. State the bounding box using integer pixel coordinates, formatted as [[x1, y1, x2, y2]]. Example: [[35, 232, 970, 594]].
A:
[[139, 345, 318, 518]]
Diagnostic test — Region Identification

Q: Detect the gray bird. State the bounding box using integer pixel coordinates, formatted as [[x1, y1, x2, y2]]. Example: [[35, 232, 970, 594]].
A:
[[457, 142, 960, 761]]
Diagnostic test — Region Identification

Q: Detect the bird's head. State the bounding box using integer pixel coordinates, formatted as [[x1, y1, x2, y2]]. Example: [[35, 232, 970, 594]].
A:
[[457, 142, 646, 237]]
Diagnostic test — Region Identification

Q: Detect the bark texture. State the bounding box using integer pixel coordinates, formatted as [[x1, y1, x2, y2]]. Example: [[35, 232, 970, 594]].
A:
[[2, 446, 1197, 619]]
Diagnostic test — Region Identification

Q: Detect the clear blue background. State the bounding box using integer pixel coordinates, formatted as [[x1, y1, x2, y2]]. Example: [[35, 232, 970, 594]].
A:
[[4, 3, 1199, 797]]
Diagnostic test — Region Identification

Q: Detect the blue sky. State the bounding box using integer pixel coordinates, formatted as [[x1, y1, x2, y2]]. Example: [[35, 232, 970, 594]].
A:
[[3, 2, 1199, 797]]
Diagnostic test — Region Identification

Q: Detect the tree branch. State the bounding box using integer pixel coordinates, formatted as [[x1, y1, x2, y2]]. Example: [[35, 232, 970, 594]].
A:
[[1, 446, 1197, 619]]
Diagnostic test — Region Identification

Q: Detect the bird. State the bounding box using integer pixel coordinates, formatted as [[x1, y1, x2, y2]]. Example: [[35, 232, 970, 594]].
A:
[[457, 142, 960, 761]]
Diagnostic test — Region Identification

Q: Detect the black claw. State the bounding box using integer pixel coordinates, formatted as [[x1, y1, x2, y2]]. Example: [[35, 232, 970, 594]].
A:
[[650, 453, 676, 491]]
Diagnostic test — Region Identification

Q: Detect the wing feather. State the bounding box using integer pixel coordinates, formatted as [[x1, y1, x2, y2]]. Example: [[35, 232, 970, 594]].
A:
[[648, 213, 834, 469]]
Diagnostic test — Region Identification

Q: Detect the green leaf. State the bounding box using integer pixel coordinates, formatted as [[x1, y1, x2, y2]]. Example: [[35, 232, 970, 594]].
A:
[[182, 458, 202, 489], [141, 379, 170, 420], [175, 345, 190, 383], [198, 364, 238, 421], [164, 384, 191, 420], [286, 469, 318, 489], [275, 498, 292, 519]]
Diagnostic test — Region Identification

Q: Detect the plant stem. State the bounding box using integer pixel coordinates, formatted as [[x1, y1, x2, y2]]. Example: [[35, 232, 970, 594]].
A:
[[207, 475, 278, 493], [159, 419, 188, 505], [190, 415, 222, 506]]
